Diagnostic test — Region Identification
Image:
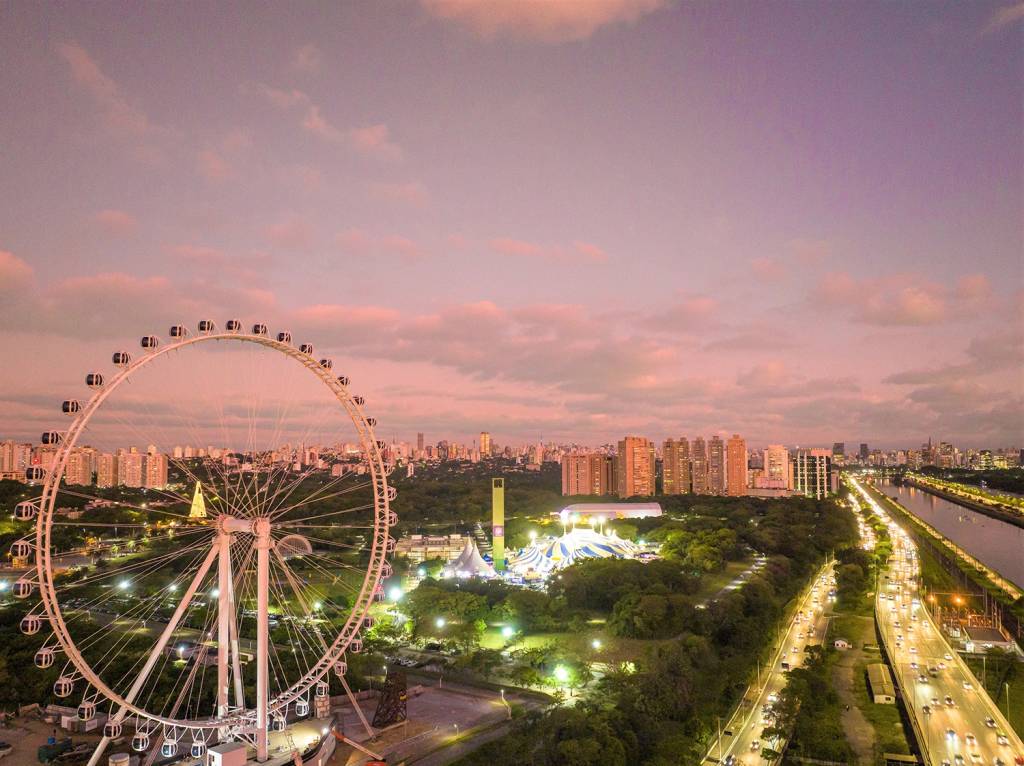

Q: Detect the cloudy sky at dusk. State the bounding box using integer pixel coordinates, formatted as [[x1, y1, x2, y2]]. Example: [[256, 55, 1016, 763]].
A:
[[1, 1, 1021, 449]]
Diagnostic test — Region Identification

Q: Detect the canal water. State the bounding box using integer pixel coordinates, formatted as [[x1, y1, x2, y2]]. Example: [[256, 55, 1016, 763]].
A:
[[880, 479, 1024, 590]]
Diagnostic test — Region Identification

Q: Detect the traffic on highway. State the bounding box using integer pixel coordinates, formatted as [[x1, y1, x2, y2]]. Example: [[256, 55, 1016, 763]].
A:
[[851, 477, 1024, 766], [704, 561, 837, 765]]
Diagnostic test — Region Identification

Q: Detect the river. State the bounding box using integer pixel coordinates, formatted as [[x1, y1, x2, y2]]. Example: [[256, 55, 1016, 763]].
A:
[[880, 479, 1024, 590]]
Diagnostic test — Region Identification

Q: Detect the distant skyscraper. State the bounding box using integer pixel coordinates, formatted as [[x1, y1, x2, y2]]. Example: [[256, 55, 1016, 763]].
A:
[[792, 449, 834, 499], [561, 453, 591, 495], [479, 431, 491, 458], [65, 448, 93, 486], [691, 437, 709, 494], [708, 436, 726, 495], [833, 442, 845, 457], [96, 453, 118, 488], [416, 432, 424, 454], [662, 438, 692, 495], [859, 443, 869, 461], [117, 449, 144, 487], [144, 452, 168, 489], [726, 434, 747, 496], [761, 445, 791, 489], [616, 436, 655, 498]]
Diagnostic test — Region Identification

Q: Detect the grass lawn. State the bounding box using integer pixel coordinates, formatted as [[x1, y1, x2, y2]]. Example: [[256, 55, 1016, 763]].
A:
[[692, 556, 755, 602], [480, 625, 666, 666]]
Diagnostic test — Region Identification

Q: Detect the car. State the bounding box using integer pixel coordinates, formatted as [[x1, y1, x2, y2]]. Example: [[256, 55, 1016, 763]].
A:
[[941, 760, 951, 766], [922, 704, 932, 715], [931, 696, 941, 706], [994, 758, 1006, 766], [945, 653, 954, 661], [969, 754, 982, 764], [724, 756, 736, 766], [963, 680, 973, 690], [953, 756, 964, 766], [965, 733, 976, 745], [996, 733, 1009, 745], [909, 646, 918, 654], [985, 717, 996, 729], [918, 674, 929, 684], [945, 695, 955, 707], [947, 729, 958, 739], [751, 740, 761, 751]]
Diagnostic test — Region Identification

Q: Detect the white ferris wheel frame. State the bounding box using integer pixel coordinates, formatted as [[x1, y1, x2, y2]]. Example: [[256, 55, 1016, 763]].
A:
[[30, 330, 392, 741]]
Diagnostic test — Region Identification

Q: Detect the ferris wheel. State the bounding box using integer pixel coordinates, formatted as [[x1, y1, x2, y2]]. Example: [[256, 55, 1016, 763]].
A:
[[10, 320, 395, 765]]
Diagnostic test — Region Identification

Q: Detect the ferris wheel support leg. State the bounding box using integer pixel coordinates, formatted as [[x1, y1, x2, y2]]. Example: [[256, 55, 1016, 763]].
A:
[[228, 563, 245, 710], [217, 531, 233, 725], [256, 522, 271, 762], [85, 544, 221, 766]]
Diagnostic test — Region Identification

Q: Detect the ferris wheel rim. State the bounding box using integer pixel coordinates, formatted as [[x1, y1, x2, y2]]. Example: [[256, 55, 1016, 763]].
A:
[[33, 329, 392, 731]]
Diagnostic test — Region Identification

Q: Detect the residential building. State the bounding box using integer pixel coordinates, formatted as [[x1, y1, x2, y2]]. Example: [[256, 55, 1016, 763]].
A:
[[117, 449, 144, 488], [691, 437, 709, 494], [616, 436, 655, 498], [708, 436, 726, 495], [479, 431, 491, 458], [758, 444, 791, 490], [145, 452, 169, 489], [96, 453, 118, 488], [726, 434, 747, 496], [662, 437, 691, 494], [792, 448, 834, 499]]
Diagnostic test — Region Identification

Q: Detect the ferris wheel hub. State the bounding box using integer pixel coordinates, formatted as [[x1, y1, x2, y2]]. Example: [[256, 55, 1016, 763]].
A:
[[217, 514, 271, 536]]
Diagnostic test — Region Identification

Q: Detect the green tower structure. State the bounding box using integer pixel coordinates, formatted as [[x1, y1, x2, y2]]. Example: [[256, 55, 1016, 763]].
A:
[[492, 478, 505, 570]]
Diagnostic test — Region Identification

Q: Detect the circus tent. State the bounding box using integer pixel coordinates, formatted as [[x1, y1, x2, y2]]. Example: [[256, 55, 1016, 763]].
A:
[[508, 527, 641, 576], [442, 540, 497, 579]]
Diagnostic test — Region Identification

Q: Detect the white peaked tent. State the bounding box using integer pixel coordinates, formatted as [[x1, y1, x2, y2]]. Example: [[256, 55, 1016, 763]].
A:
[[442, 540, 497, 579]]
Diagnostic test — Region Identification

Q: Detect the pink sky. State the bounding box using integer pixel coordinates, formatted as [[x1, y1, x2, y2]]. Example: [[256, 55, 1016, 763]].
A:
[[0, 1, 1021, 449]]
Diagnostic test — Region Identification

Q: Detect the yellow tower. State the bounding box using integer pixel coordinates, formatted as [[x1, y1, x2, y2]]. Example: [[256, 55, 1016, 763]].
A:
[[492, 478, 505, 570], [189, 481, 207, 519]]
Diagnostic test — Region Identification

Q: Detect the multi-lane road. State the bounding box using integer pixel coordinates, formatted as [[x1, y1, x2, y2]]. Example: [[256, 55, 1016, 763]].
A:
[[851, 477, 1024, 766], [704, 561, 836, 765]]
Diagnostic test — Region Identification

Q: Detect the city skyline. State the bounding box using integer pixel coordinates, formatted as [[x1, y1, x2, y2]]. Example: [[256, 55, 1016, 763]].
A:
[[0, 2, 1021, 448]]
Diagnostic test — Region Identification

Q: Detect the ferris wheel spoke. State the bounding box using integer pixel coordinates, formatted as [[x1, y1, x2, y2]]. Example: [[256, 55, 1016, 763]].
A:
[[269, 480, 372, 522]]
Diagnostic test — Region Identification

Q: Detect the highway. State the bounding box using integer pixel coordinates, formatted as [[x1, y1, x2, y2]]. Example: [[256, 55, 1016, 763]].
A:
[[704, 560, 836, 765], [851, 477, 1024, 766]]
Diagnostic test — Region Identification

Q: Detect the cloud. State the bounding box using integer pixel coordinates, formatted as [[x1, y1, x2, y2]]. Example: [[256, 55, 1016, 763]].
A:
[[197, 149, 231, 181], [750, 256, 784, 281], [644, 293, 718, 331], [263, 217, 313, 251], [368, 181, 428, 207], [252, 84, 311, 109], [337, 229, 428, 259], [789, 238, 831, 263], [302, 107, 403, 160], [982, 2, 1024, 35], [290, 43, 323, 74], [420, 0, 670, 42], [489, 238, 609, 262], [91, 209, 138, 236], [0, 251, 34, 294], [883, 328, 1024, 385], [814, 271, 948, 326], [56, 42, 153, 136], [955, 273, 992, 303]]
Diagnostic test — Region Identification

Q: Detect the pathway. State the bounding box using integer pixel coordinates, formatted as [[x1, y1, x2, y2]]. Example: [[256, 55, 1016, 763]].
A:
[[831, 614, 877, 765]]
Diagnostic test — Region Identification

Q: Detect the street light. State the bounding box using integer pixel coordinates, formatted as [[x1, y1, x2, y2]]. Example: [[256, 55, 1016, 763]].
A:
[[435, 617, 446, 629], [591, 639, 602, 650], [553, 665, 569, 683], [501, 625, 515, 639], [388, 586, 404, 602]]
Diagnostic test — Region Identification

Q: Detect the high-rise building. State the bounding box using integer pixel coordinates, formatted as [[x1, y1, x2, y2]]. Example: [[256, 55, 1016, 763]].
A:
[[96, 453, 118, 488], [416, 433, 424, 455], [561, 453, 591, 495], [616, 436, 655, 498], [832, 442, 845, 457], [145, 452, 169, 489], [792, 449, 834, 499], [479, 432, 491, 458], [65, 448, 93, 486], [726, 434, 747, 496], [691, 437, 709, 494], [708, 436, 726, 495], [859, 443, 869, 462], [760, 445, 791, 489], [117, 449, 144, 488], [662, 438, 691, 495], [560, 452, 613, 495]]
